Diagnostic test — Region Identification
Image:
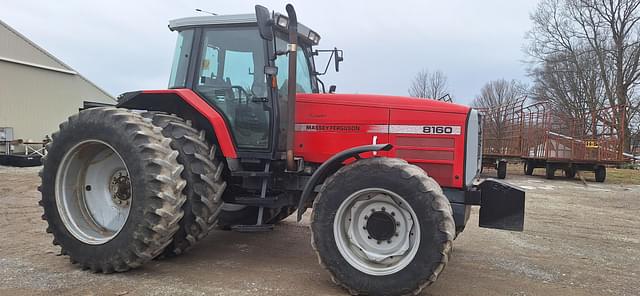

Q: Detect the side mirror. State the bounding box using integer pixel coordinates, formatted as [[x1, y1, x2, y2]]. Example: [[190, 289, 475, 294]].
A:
[[334, 48, 343, 72], [329, 85, 337, 93], [255, 5, 273, 41]]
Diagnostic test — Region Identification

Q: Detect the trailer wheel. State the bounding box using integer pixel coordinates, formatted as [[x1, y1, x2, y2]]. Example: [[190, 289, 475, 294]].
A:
[[545, 164, 555, 179], [564, 168, 576, 179], [497, 161, 507, 179], [524, 161, 534, 176], [39, 107, 186, 272], [311, 157, 454, 296], [143, 112, 226, 256], [595, 166, 606, 182]]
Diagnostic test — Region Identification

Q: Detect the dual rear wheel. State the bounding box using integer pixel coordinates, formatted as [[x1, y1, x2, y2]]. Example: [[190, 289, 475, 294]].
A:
[[40, 108, 224, 271]]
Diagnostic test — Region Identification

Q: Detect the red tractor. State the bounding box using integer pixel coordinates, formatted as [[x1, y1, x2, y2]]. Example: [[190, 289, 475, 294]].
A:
[[39, 4, 525, 295]]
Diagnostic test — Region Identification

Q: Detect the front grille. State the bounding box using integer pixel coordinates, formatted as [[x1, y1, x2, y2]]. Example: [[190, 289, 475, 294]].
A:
[[464, 109, 481, 187], [477, 113, 483, 173]]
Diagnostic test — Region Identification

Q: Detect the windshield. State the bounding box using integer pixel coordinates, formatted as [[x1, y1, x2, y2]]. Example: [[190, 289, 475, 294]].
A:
[[195, 26, 270, 149], [168, 29, 194, 88], [274, 37, 314, 93]]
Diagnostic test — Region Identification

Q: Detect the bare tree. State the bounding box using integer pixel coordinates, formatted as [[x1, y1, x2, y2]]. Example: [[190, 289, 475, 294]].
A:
[[472, 79, 527, 109], [408, 69, 452, 101], [473, 79, 528, 147], [526, 0, 640, 150]]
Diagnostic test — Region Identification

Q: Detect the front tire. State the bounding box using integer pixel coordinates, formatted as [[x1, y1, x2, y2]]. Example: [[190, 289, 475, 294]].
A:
[[311, 158, 455, 296], [39, 107, 186, 272]]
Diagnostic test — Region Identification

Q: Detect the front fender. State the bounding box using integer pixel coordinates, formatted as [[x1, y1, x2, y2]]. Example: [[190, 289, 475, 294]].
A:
[[296, 143, 393, 221]]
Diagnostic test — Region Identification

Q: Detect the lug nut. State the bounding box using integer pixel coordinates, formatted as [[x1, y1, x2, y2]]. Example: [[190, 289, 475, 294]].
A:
[[377, 240, 381, 244], [395, 233, 399, 237], [387, 240, 392, 244], [364, 215, 368, 220], [391, 212, 395, 216], [396, 222, 400, 226], [367, 236, 371, 239], [381, 207, 386, 211]]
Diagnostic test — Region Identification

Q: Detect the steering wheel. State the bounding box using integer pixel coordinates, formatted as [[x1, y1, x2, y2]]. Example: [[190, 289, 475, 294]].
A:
[[231, 86, 250, 103]]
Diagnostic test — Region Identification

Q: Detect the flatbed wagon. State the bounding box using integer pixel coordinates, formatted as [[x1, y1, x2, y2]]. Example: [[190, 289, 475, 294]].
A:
[[520, 102, 626, 182], [478, 100, 626, 182]]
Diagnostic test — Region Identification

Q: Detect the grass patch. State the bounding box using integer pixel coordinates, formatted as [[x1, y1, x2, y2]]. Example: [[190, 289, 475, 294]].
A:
[[598, 168, 640, 185]]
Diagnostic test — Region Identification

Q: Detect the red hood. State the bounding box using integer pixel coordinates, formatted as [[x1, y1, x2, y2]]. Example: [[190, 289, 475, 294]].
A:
[[297, 93, 471, 114]]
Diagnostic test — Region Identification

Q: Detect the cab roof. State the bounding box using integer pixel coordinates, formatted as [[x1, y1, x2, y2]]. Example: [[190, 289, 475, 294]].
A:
[[169, 13, 318, 42], [169, 14, 257, 30]]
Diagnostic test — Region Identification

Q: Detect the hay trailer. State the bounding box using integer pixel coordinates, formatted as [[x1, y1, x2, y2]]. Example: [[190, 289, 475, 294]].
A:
[[521, 102, 626, 182]]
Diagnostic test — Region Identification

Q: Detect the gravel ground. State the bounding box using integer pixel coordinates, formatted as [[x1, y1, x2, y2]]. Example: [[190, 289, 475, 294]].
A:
[[0, 165, 638, 296]]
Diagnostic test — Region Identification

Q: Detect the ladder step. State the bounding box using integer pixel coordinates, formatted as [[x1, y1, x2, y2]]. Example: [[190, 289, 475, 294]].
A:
[[231, 224, 274, 232], [233, 196, 293, 208], [231, 171, 272, 177]]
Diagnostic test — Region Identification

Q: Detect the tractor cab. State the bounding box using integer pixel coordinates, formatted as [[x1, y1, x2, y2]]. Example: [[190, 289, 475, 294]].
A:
[[167, 7, 339, 160]]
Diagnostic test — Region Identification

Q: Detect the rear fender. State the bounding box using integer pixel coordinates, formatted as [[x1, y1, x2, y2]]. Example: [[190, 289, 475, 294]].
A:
[[116, 89, 237, 158]]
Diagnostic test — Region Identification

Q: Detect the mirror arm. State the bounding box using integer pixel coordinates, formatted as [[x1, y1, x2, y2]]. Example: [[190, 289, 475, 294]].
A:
[[317, 77, 326, 93], [312, 50, 335, 76]]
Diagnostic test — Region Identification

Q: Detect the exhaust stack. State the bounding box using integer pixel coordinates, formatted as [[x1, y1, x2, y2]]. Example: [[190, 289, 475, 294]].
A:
[[285, 4, 298, 171]]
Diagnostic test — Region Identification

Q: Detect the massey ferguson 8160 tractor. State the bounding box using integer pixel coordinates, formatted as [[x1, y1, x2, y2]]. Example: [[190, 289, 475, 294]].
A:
[[39, 4, 525, 295]]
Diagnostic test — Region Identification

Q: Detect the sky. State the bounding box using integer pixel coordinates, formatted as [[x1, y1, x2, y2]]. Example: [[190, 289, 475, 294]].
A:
[[0, 0, 540, 105]]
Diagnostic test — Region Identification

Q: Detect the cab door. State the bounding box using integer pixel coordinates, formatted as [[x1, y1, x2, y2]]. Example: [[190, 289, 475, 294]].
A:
[[192, 26, 273, 154]]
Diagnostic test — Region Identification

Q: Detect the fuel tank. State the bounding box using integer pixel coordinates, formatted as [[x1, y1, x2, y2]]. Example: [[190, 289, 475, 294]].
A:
[[294, 93, 479, 189]]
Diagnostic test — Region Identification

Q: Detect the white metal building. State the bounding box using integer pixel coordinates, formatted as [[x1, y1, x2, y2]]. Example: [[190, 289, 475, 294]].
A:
[[0, 19, 115, 153]]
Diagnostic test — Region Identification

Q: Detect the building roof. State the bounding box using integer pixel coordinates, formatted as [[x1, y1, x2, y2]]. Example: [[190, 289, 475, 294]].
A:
[[0, 19, 115, 101]]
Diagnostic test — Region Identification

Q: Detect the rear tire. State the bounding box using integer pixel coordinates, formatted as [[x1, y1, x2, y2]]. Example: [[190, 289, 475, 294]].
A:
[[311, 157, 454, 296], [143, 112, 226, 256], [595, 166, 606, 182], [39, 107, 186, 272]]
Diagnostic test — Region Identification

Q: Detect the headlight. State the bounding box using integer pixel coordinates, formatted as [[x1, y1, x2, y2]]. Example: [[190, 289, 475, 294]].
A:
[[276, 15, 289, 28]]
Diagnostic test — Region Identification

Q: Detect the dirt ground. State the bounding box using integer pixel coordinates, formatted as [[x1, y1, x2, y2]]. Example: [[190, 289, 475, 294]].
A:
[[1, 165, 638, 296]]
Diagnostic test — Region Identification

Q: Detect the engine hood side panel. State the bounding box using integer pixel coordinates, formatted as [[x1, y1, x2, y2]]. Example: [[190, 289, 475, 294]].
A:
[[294, 93, 471, 189]]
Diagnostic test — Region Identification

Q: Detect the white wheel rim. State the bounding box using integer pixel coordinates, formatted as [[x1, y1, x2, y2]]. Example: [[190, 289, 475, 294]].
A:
[[333, 188, 420, 276], [55, 140, 132, 245]]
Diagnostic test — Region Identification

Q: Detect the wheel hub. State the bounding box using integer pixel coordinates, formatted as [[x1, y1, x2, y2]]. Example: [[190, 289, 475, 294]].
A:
[[365, 210, 396, 242], [334, 188, 420, 276], [109, 170, 131, 206]]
